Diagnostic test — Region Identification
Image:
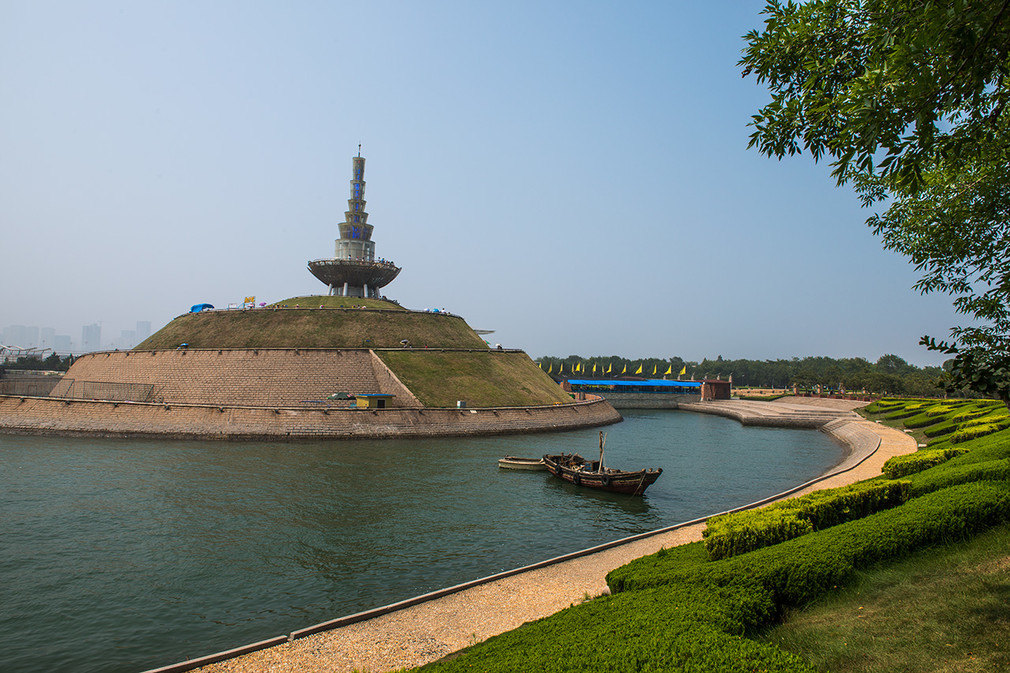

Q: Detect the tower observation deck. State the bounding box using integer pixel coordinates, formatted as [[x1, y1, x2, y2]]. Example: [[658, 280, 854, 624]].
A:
[[308, 153, 401, 298]]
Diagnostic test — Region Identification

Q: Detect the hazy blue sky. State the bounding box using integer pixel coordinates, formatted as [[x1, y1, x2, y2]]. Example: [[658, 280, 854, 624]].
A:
[[1, 1, 962, 363]]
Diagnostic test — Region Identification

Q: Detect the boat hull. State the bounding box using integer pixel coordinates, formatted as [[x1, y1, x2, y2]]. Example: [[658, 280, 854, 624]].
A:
[[498, 456, 547, 471], [542, 454, 661, 495]]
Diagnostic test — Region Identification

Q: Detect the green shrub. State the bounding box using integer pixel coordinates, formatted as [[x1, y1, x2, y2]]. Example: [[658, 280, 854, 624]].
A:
[[925, 405, 955, 417], [903, 412, 947, 428], [882, 447, 971, 478], [951, 420, 1010, 443], [608, 481, 1010, 601], [885, 404, 925, 420], [702, 480, 909, 560], [908, 459, 1010, 496], [923, 419, 960, 438]]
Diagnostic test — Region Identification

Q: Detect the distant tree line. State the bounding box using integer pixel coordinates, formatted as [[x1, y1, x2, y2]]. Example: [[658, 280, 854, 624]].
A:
[[0, 354, 74, 376], [535, 353, 973, 398]]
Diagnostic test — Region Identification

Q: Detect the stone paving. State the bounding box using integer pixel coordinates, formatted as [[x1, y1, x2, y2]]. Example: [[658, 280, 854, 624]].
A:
[[179, 398, 915, 673]]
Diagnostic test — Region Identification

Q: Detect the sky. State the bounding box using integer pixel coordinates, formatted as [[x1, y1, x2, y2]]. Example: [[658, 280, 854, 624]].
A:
[[0, 1, 964, 364]]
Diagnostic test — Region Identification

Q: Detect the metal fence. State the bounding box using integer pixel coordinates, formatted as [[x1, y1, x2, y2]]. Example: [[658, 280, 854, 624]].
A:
[[1, 378, 162, 403], [59, 380, 160, 402], [0, 377, 62, 397]]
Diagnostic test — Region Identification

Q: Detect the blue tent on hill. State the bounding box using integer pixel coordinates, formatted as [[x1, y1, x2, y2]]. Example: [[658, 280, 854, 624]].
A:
[[190, 303, 214, 313]]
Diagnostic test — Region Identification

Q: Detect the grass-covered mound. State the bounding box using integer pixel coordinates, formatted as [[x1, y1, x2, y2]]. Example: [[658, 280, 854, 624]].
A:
[[377, 351, 572, 407], [265, 295, 406, 310], [135, 308, 487, 350]]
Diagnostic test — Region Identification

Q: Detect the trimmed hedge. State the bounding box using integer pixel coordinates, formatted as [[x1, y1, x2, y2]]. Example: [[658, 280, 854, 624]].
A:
[[951, 420, 1010, 444], [907, 458, 1010, 497], [425, 482, 1010, 673], [607, 481, 1010, 601], [882, 447, 971, 478], [419, 582, 818, 673], [702, 480, 909, 560]]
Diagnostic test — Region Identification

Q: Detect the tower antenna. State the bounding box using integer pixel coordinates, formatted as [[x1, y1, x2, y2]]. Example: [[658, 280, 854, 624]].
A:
[[358, 143, 361, 157]]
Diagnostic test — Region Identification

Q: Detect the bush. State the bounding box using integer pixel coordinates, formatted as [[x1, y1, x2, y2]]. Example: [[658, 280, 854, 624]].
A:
[[908, 459, 1010, 496], [951, 420, 1010, 443], [419, 581, 817, 672], [882, 447, 971, 478], [608, 481, 1010, 601], [702, 480, 909, 560]]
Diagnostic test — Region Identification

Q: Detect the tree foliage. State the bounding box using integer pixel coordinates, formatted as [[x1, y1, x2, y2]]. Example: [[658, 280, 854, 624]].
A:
[[742, 0, 1010, 404]]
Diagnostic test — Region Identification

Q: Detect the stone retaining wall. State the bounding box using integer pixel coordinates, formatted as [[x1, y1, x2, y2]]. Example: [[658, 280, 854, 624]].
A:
[[0, 395, 620, 440], [54, 349, 419, 407], [595, 392, 701, 409]]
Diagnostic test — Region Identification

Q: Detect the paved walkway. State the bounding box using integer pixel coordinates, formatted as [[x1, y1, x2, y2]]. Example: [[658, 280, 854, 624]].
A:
[[178, 398, 914, 673]]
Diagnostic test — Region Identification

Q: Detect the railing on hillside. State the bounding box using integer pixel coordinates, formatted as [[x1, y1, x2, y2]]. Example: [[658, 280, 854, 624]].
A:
[[47, 379, 162, 403], [0, 377, 62, 397]]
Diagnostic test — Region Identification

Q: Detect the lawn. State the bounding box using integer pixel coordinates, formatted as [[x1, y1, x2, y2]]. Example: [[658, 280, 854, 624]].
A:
[[762, 522, 1010, 673]]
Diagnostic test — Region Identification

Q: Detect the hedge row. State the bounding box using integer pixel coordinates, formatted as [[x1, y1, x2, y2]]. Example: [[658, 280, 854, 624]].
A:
[[423, 482, 1010, 673], [951, 420, 1010, 444], [702, 479, 909, 560], [607, 481, 1010, 601], [882, 446, 971, 478]]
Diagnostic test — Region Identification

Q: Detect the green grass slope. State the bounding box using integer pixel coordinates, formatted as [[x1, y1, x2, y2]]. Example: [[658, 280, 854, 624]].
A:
[[135, 309, 487, 350], [266, 295, 406, 310], [377, 351, 573, 407]]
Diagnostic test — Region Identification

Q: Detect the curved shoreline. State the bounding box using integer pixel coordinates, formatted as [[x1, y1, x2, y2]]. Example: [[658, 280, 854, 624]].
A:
[[149, 399, 915, 673]]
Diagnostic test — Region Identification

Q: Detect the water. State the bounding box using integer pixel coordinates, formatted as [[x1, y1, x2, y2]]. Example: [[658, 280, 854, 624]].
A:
[[0, 410, 843, 673]]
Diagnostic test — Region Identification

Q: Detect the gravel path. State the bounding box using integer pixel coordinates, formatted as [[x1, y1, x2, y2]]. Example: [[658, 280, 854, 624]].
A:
[[177, 399, 915, 673]]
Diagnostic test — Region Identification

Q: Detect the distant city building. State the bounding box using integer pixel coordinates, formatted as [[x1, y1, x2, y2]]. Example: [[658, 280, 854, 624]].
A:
[[2, 325, 39, 347], [40, 327, 56, 348], [82, 323, 102, 352], [53, 335, 72, 352], [136, 321, 151, 342], [120, 330, 137, 347], [308, 151, 401, 298]]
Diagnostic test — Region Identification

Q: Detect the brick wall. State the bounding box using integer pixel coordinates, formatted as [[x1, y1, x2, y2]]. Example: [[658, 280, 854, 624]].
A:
[[55, 349, 420, 407], [0, 395, 620, 440]]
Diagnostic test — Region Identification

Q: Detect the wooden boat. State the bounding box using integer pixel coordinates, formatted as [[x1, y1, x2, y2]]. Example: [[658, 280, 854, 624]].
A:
[[498, 455, 547, 470], [542, 432, 662, 495]]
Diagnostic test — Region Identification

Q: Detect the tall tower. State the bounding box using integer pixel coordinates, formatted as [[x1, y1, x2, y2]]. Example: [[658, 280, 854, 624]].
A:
[[308, 152, 401, 298]]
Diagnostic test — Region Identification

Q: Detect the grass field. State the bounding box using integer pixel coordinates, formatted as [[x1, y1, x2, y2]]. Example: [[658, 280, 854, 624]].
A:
[[377, 350, 573, 407], [135, 308, 487, 350], [762, 522, 1010, 673]]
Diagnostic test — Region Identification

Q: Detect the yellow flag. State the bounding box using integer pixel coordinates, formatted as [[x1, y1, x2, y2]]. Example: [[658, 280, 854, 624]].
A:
[[606, 363, 612, 374], [635, 363, 643, 374], [679, 365, 687, 376], [664, 365, 673, 375], [592, 362, 597, 374], [548, 363, 553, 374], [621, 364, 627, 374], [652, 364, 657, 376]]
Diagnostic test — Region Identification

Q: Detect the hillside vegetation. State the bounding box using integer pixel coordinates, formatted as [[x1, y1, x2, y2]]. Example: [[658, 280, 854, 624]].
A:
[[265, 295, 406, 310], [135, 309, 487, 350], [415, 398, 1010, 672], [378, 351, 573, 408]]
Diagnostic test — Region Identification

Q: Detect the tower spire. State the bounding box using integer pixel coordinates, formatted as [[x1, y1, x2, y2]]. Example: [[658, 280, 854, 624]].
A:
[[307, 151, 401, 298]]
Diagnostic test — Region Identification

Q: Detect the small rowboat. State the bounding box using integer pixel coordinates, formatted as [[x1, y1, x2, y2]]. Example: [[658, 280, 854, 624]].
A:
[[541, 432, 662, 495], [498, 455, 547, 470]]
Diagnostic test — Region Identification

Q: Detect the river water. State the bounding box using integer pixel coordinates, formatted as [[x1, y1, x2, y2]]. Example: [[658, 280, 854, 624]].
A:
[[0, 409, 843, 673]]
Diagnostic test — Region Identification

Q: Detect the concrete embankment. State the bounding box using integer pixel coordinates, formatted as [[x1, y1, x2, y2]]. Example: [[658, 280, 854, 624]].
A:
[[0, 394, 620, 440], [142, 398, 915, 673]]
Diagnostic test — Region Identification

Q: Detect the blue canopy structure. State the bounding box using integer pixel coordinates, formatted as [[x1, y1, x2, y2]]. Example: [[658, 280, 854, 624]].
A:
[[190, 303, 214, 313]]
